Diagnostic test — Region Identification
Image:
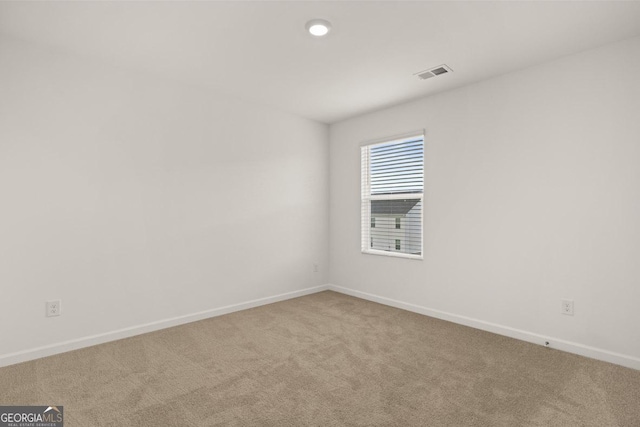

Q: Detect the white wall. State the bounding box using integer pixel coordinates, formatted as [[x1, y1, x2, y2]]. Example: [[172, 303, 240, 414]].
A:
[[0, 36, 329, 364], [329, 36, 640, 369]]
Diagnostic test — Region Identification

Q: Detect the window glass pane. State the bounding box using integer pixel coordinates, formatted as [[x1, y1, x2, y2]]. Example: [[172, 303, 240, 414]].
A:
[[370, 139, 423, 195], [369, 199, 422, 255]]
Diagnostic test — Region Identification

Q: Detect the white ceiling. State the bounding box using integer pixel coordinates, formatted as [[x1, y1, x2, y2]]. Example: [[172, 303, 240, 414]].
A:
[[2, 1, 640, 124]]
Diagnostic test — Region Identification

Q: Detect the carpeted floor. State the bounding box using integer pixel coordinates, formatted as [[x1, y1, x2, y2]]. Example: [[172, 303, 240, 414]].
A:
[[1, 291, 639, 426]]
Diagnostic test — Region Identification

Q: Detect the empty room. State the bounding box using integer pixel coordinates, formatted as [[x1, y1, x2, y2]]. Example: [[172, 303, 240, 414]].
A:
[[1, 1, 640, 426]]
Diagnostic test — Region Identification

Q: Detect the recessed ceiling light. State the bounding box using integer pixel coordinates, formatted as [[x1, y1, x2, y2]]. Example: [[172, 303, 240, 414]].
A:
[[306, 19, 331, 37]]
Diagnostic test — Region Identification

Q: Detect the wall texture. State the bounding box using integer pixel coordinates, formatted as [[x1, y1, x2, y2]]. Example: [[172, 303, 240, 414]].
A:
[[329, 36, 640, 369], [0, 36, 329, 364]]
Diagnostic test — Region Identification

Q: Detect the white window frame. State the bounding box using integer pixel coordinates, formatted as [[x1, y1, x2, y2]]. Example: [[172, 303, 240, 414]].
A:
[[361, 131, 424, 260]]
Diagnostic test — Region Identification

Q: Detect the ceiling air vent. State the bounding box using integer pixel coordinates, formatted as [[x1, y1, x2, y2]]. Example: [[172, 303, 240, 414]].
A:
[[415, 64, 453, 80]]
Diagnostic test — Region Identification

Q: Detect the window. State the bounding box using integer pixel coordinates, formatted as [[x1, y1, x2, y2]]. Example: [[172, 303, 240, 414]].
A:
[[361, 133, 424, 259]]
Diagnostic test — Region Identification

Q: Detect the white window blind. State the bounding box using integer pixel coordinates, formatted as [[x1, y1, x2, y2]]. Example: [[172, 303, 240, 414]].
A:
[[361, 134, 424, 259]]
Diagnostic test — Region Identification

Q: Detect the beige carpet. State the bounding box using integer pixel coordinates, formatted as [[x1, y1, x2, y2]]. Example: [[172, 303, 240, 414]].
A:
[[1, 291, 639, 426]]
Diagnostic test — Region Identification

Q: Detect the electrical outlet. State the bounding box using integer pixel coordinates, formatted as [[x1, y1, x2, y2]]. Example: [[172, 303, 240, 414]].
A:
[[561, 299, 574, 316], [313, 263, 319, 273], [46, 300, 61, 317]]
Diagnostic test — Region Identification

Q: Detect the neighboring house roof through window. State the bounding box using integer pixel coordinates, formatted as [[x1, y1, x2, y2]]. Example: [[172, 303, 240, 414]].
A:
[[371, 199, 419, 216]]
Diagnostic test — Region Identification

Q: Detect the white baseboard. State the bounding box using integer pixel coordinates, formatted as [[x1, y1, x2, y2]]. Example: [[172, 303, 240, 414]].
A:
[[0, 284, 329, 368], [328, 284, 640, 371]]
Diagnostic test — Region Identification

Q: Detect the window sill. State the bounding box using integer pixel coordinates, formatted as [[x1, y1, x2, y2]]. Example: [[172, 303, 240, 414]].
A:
[[361, 249, 423, 260]]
